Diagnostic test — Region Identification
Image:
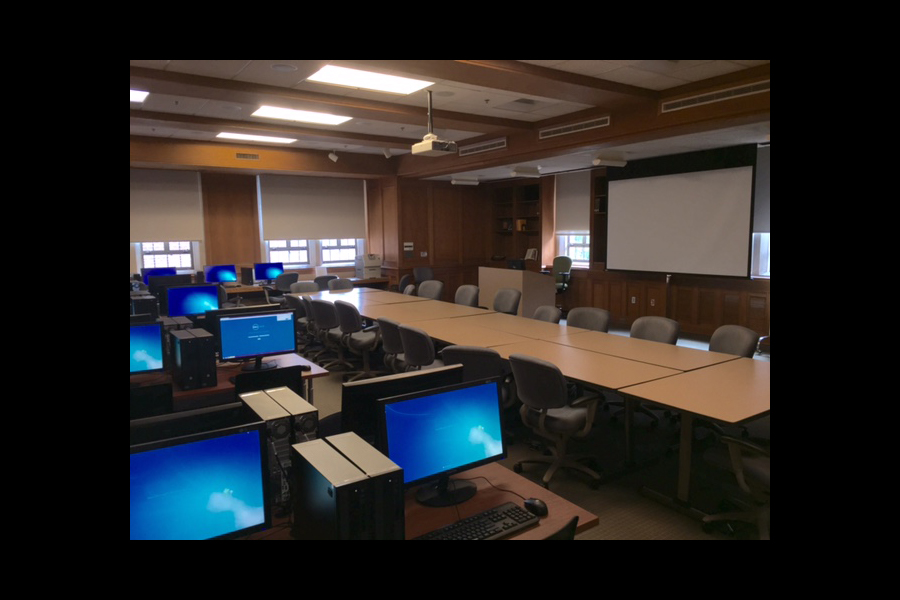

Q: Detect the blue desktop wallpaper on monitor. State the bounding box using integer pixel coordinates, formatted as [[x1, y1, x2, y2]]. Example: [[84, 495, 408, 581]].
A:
[[130, 430, 266, 540], [384, 383, 504, 484], [254, 263, 284, 280], [205, 265, 238, 283], [130, 324, 164, 374], [167, 286, 219, 317]]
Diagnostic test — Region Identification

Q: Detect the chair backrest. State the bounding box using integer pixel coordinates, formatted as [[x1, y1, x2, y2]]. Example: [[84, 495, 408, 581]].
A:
[[333, 300, 364, 334], [565, 307, 610, 332], [709, 324, 759, 358], [630, 316, 679, 345], [545, 516, 579, 541], [441, 345, 509, 381], [377, 318, 405, 356], [454, 284, 479, 307], [398, 324, 436, 368], [290, 281, 320, 293], [532, 305, 562, 323], [398, 274, 413, 292], [493, 288, 522, 315], [298, 296, 315, 326], [413, 267, 434, 282], [217, 285, 229, 305], [283, 293, 306, 317], [314, 275, 337, 290], [402, 284, 417, 295], [275, 272, 299, 291], [328, 278, 354, 291], [309, 299, 339, 330], [508, 353, 569, 410], [551, 255, 573, 276], [417, 279, 444, 300]]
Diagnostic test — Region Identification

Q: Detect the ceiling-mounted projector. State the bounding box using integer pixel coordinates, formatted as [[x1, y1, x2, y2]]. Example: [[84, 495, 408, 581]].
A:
[[411, 90, 458, 157], [412, 133, 458, 156]]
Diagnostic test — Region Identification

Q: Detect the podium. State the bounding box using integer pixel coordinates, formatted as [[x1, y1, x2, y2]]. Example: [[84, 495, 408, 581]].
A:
[[478, 267, 556, 317]]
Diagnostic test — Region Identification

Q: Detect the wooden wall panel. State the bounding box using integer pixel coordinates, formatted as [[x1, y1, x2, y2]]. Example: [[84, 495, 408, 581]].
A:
[[201, 172, 260, 266]]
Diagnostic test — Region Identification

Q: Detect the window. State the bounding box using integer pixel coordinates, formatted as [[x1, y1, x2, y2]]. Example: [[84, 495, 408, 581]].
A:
[[557, 234, 590, 268], [321, 239, 357, 264], [269, 239, 309, 265], [141, 241, 193, 270], [751, 233, 770, 278]]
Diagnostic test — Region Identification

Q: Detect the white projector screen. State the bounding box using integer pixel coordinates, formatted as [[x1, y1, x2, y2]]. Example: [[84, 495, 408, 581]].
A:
[[606, 166, 754, 277]]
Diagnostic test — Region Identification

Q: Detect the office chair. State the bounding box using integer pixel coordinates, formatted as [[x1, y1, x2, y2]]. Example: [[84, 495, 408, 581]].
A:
[[508, 353, 603, 489], [267, 272, 299, 304], [493, 288, 522, 315], [397, 324, 444, 371], [532, 305, 562, 323], [397, 273, 413, 294], [402, 284, 417, 295], [545, 516, 579, 540], [308, 299, 354, 370], [377, 317, 408, 373], [413, 266, 434, 283], [541, 256, 573, 293], [416, 280, 444, 301], [609, 316, 680, 426], [328, 278, 354, 291], [283, 294, 311, 349], [454, 284, 479, 307], [217, 284, 241, 308], [565, 307, 610, 332], [333, 300, 383, 381], [314, 275, 337, 291], [290, 281, 319, 293], [701, 435, 770, 540]]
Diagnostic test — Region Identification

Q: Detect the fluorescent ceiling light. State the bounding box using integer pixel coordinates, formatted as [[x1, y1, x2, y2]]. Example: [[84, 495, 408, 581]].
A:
[[131, 89, 149, 103], [592, 157, 628, 167], [451, 177, 480, 186], [307, 65, 433, 95], [510, 166, 541, 178], [252, 105, 352, 125], [217, 132, 297, 144]]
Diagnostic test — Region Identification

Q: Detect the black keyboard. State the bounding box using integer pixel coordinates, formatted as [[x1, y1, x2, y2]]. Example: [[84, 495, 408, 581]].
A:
[[413, 502, 539, 540]]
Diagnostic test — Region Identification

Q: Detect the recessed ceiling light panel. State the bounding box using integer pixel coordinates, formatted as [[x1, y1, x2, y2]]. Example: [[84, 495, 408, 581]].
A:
[[131, 90, 149, 103], [252, 105, 352, 126], [217, 132, 297, 144], [307, 65, 432, 95]]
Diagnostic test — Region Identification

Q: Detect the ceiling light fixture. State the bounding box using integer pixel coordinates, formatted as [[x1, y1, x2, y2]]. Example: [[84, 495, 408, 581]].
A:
[[383, 148, 392, 159], [252, 105, 352, 126], [451, 177, 479, 186], [510, 166, 541, 178], [592, 157, 628, 167], [131, 90, 149, 103], [307, 65, 433, 95], [328, 151, 339, 163], [216, 132, 297, 144]]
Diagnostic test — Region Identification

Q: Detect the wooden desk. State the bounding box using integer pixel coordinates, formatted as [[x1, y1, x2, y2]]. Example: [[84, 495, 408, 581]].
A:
[[412, 317, 533, 348], [405, 463, 599, 540], [620, 358, 770, 515], [550, 331, 739, 371], [459, 311, 589, 340], [358, 299, 494, 323]]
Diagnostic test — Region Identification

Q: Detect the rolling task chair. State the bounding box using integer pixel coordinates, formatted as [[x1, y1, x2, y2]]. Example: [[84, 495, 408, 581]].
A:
[[508, 353, 602, 489], [333, 300, 383, 381], [377, 317, 408, 373], [493, 288, 522, 315], [702, 435, 770, 540], [416, 280, 444, 300], [565, 307, 610, 332], [397, 324, 444, 371], [532, 305, 562, 323], [308, 299, 354, 371], [266, 272, 299, 304], [454, 284, 479, 307]]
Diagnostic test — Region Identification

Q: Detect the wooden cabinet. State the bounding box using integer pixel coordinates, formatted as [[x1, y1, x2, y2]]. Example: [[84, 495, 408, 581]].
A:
[[489, 182, 542, 265]]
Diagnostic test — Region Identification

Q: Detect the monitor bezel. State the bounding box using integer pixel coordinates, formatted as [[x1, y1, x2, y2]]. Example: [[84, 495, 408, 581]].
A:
[[129, 420, 272, 540]]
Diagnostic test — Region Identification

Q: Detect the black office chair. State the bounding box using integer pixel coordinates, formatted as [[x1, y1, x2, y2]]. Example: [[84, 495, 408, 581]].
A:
[[417, 280, 444, 301], [333, 300, 383, 381], [454, 285, 479, 307], [283, 294, 310, 349], [398, 324, 444, 371], [493, 288, 522, 315], [701, 435, 770, 539], [314, 275, 337, 291], [308, 299, 354, 371], [377, 317, 408, 373], [532, 305, 562, 323], [565, 307, 610, 332], [545, 516, 579, 540], [508, 353, 602, 489], [267, 272, 299, 304]]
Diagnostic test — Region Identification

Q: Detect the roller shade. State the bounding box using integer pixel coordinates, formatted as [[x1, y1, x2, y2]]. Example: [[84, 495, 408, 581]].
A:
[[259, 174, 365, 240], [555, 170, 591, 233], [130, 169, 204, 242]]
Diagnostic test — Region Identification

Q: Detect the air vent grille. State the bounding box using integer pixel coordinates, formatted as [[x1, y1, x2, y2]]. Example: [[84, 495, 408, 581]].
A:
[[458, 137, 507, 157], [235, 153, 260, 160], [661, 80, 770, 113], [539, 116, 610, 140]]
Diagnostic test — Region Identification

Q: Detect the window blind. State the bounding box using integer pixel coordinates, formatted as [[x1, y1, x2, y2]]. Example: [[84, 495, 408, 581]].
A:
[[555, 170, 591, 233], [259, 174, 365, 240], [130, 169, 204, 242]]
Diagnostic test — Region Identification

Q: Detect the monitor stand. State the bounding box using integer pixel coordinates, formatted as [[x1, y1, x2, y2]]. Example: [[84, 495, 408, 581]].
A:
[[241, 357, 277, 372], [415, 476, 477, 507]]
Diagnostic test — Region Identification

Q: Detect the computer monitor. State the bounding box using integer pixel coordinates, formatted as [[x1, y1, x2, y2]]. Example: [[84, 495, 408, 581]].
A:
[[130, 322, 165, 375], [166, 284, 220, 317], [142, 267, 176, 285], [254, 262, 284, 282], [130, 420, 271, 540], [340, 365, 463, 444], [147, 274, 194, 314], [202, 303, 280, 339], [378, 378, 506, 507], [217, 309, 297, 371], [203, 264, 238, 283]]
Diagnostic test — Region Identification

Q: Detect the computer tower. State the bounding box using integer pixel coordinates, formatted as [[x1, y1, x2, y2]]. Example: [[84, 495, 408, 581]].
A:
[[291, 433, 404, 540], [239, 391, 293, 508], [170, 328, 217, 390], [263, 386, 319, 443]]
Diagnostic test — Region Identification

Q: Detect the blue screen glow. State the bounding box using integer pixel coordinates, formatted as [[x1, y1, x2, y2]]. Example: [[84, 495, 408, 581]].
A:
[[130, 428, 267, 540], [130, 323, 164, 374], [204, 265, 238, 283], [383, 381, 504, 485], [254, 262, 284, 280], [167, 285, 219, 317]]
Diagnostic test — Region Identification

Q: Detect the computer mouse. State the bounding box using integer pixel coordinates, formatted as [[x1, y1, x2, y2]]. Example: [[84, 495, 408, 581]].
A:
[[524, 497, 548, 517]]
